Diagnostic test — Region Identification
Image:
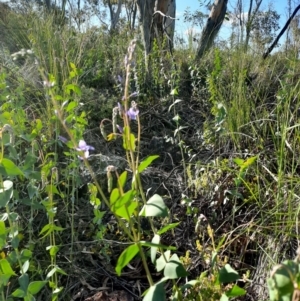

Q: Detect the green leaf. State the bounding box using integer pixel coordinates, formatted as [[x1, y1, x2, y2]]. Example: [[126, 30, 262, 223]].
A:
[[12, 288, 26, 298], [168, 99, 183, 112], [66, 101, 77, 112], [110, 188, 120, 204], [54, 266, 67, 275], [70, 62, 76, 70], [0, 274, 11, 286], [180, 280, 199, 291], [0, 258, 16, 276], [0, 220, 6, 235], [0, 159, 23, 176], [111, 190, 136, 221], [18, 273, 29, 291], [45, 185, 60, 195], [118, 171, 127, 189], [220, 294, 229, 301], [233, 158, 244, 167], [24, 293, 35, 301], [225, 285, 246, 297], [49, 246, 60, 257], [218, 264, 240, 283], [46, 266, 67, 279], [170, 88, 178, 96], [156, 250, 171, 272], [115, 201, 137, 221], [138, 156, 159, 173], [157, 223, 180, 235], [21, 260, 30, 273], [21, 249, 32, 261], [11, 234, 20, 248], [115, 244, 139, 276], [65, 84, 81, 96], [164, 253, 188, 279], [139, 194, 168, 217], [123, 127, 136, 151], [0, 180, 13, 207], [143, 283, 166, 301], [151, 234, 160, 264], [241, 156, 257, 170], [28, 281, 47, 295], [39, 224, 50, 235]]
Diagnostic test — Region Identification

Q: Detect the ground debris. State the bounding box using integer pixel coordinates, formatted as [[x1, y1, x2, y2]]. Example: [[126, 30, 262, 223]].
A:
[[84, 290, 134, 301]]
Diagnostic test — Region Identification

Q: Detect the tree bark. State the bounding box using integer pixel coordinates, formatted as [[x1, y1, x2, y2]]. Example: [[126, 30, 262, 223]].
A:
[[244, 0, 263, 52], [196, 0, 228, 61], [152, 0, 176, 49], [135, 0, 156, 55], [263, 4, 300, 59], [135, 0, 176, 55], [107, 0, 122, 32]]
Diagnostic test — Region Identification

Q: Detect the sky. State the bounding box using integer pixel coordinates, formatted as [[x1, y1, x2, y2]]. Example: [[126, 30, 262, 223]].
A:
[[175, 0, 291, 41]]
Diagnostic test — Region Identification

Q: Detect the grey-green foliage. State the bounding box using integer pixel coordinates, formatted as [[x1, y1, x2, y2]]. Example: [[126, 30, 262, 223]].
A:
[[267, 256, 300, 301]]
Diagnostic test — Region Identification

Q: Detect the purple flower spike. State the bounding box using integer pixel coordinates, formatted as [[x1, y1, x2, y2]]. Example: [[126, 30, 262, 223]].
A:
[[127, 101, 139, 120], [116, 124, 123, 133], [117, 75, 123, 83], [127, 107, 139, 120], [58, 135, 68, 143], [76, 140, 95, 159], [129, 92, 138, 98], [118, 102, 123, 112]]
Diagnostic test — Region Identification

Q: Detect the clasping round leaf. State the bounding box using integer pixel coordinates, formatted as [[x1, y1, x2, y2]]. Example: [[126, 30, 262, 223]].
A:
[[0, 180, 13, 207]]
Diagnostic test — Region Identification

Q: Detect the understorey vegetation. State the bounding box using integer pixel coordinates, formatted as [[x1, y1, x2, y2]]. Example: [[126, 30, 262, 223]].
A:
[[1, 1, 300, 300]]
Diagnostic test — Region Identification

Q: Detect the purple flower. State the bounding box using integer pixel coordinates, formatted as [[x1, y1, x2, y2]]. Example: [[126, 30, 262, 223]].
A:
[[116, 124, 123, 133], [127, 107, 139, 120], [127, 101, 139, 120], [58, 135, 68, 143], [129, 91, 138, 98], [76, 140, 95, 159], [117, 75, 123, 83]]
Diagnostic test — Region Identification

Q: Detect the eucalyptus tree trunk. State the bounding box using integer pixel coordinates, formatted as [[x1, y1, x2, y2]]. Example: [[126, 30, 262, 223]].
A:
[[196, 0, 228, 61], [135, 0, 156, 55], [152, 0, 176, 49], [244, 0, 263, 52], [135, 0, 176, 55], [107, 0, 122, 32]]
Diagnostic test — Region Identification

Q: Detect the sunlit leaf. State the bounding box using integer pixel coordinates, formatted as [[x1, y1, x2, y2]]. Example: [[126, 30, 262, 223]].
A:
[[11, 288, 26, 298], [118, 171, 127, 189], [21, 260, 29, 273], [241, 156, 257, 170], [28, 281, 48, 295], [0, 258, 16, 276], [151, 234, 160, 264], [110, 188, 120, 204], [225, 285, 246, 297], [0, 159, 23, 176], [111, 190, 136, 220], [0, 180, 13, 207], [168, 99, 183, 112], [143, 283, 166, 301], [157, 222, 180, 235], [138, 155, 159, 173], [156, 250, 171, 272], [218, 264, 240, 283], [164, 253, 188, 279], [139, 194, 168, 217], [115, 244, 139, 276]]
